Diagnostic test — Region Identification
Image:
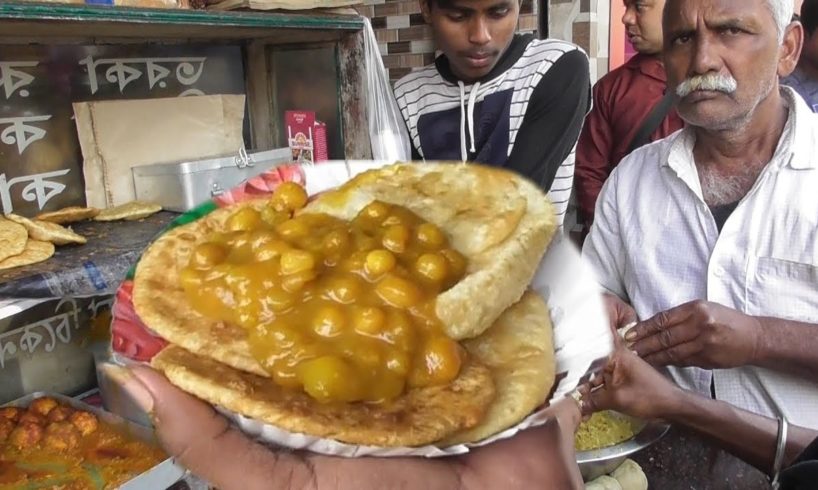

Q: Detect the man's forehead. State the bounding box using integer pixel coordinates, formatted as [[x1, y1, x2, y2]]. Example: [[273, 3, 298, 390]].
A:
[[664, 0, 770, 26]]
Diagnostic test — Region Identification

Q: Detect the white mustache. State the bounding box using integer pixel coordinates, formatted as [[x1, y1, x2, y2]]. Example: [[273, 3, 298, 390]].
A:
[[676, 74, 738, 97]]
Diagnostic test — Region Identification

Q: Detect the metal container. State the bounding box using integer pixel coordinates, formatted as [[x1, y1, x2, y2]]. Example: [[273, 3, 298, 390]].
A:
[[3, 391, 186, 489], [576, 416, 670, 481], [132, 147, 292, 212]]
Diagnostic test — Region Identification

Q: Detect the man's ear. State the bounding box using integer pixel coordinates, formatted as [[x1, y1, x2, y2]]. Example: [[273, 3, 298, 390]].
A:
[[779, 21, 804, 78], [420, 0, 433, 24]]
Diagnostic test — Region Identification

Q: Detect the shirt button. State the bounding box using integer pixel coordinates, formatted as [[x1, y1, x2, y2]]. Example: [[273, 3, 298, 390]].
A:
[[714, 266, 726, 277]]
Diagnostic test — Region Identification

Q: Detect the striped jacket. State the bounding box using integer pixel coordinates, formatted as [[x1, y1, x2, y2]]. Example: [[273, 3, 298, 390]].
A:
[[394, 34, 591, 225]]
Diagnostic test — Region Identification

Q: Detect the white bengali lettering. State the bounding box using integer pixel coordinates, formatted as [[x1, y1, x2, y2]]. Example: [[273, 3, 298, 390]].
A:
[[0, 115, 51, 155], [0, 61, 38, 99], [0, 168, 71, 214], [80, 56, 208, 95], [87, 297, 113, 318], [0, 299, 82, 370]]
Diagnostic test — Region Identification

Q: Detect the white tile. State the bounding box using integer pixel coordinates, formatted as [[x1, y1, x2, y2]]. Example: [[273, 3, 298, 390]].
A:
[[387, 15, 411, 29], [410, 40, 435, 53]]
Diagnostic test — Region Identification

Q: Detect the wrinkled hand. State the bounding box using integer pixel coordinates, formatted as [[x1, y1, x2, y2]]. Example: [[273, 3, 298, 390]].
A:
[[109, 365, 585, 490], [580, 348, 682, 421], [602, 293, 637, 347], [625, 300, 761, 369]]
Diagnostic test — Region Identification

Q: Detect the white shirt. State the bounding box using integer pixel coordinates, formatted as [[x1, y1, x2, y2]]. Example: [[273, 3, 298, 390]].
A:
[[583, 87, 818, 430]]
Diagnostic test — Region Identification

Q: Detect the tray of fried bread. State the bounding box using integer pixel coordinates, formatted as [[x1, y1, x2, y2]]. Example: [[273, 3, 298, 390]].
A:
[[110, 161, 613, 457]]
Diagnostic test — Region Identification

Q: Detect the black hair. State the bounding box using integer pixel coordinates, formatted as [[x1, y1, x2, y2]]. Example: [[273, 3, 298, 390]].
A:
[[426, 0, 522, 8], [802, 0, 818, 36]]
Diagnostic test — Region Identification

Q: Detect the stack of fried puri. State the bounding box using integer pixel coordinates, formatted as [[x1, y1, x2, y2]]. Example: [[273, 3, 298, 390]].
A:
[[133, 163, 560, 447]]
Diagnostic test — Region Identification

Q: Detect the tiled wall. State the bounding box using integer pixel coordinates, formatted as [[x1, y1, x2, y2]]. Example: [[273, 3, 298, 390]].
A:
[[548, 0, 609, 81], [356, 0, 540, 83]]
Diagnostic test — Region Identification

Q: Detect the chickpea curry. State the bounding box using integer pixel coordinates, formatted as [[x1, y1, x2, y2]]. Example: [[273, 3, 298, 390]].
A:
[[179, 182, 471, 404], [0, 397, 167, 489]]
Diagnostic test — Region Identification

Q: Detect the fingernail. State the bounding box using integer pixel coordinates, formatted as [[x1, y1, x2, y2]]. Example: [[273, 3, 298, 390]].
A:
[[100, 363, 154, 413]]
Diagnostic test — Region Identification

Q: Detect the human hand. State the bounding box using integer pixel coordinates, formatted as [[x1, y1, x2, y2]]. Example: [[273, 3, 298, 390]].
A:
[[625, 300, 761, 369], [579, 348, 683, 421], [602, 293, 637, 346], [105, 364, 586, 490]]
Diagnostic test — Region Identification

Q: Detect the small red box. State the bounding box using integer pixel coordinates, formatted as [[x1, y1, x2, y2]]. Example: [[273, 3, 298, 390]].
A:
[[286, 110, 328, 164]]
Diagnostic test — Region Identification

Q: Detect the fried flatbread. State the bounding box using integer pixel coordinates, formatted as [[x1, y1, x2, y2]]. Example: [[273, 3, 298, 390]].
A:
[[94, 201, 162, 222], [6, 214, 87, 246], [302, 163, 557, 340], [152, 345, 495, 446], [443, 291, 555, 445], [133, 163, 556, 380], [0, 218, 28, 262], [0, 240, 55, 270], [36, 206, 99, 224]]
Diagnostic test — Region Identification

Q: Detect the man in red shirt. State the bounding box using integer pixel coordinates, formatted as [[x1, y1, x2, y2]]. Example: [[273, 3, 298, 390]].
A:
[[574, 0, 684, 229]]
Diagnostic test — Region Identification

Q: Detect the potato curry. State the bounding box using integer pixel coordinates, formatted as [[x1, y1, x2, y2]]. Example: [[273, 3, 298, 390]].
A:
[[0, 397, 166, 489]]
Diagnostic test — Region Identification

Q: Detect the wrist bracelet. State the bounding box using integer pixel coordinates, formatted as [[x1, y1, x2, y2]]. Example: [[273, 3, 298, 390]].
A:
[[771, 416, 789, 489]]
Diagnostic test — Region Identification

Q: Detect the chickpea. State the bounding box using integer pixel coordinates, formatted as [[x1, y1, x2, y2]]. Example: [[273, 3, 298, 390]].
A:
[[322, 228, 351, 256], [415, 253, 449, 282], [351, 306, 386, 335], [381, 310, 417, 352], [264, 287, 296, 312], [418, 336, 463, 385], [382, 225, 410, 254], [68, 411, 98, 437], [360, 201, 391, 221], [375, 274, 422, 308], [440, 248, 468, 279], [271, 182, 308, 212], [322, 274, 363, 304], [364, 249, 396, 278], [311, 305, 346, 338], [383, 349, 411, 376], [353, 232, 379, 252], [190, 242, 228, 269], [281, 269, 317, 293], [299, 356, 363, 403], [261, 206, 291, 226], [275, 218, 310, 240], [280, 250, 316, 275], [416, 223, 446, 249], [226, 207, 263, 232], [254, 240, 290, 262]]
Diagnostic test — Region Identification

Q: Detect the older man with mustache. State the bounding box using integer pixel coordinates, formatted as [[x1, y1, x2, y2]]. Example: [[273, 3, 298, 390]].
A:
[[583, 0, 818, 434]]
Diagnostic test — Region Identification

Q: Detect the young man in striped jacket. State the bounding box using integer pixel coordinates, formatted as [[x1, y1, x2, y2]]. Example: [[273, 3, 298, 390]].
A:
[[393, 0, 591, 225]]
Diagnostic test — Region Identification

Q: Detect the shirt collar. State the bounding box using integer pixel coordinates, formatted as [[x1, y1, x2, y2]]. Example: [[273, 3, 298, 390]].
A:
[[664, 86, 817, 175], [624, 53, 667, 82]]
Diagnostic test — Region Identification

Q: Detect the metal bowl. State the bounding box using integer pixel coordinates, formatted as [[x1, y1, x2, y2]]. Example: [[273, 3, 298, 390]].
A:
[[576, 414, 670, 481]]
